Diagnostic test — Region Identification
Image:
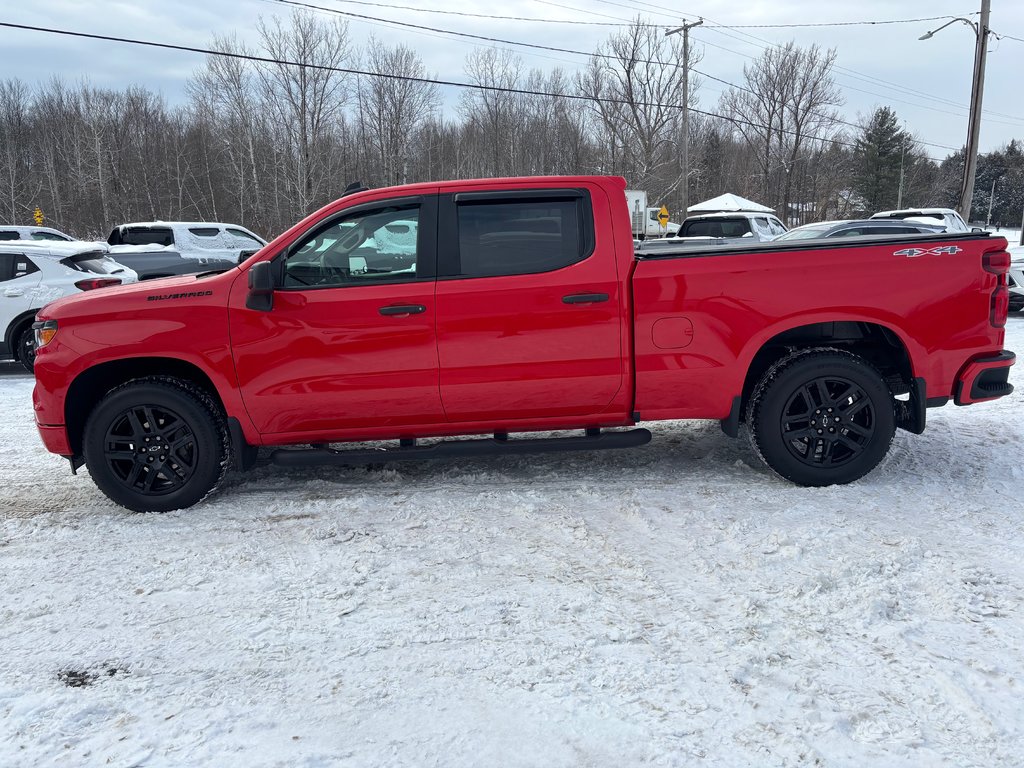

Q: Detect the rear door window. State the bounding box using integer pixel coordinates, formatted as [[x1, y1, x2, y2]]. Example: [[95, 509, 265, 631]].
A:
[[0, 253, 40, 281], [226, 228, 265, 248], [451, 193, 592, 278]]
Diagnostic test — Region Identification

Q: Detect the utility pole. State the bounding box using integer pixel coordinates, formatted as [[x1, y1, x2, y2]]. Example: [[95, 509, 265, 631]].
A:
[[897, 136, 907, 209], [918, 0, 991, 223], [986, 178, 996, 227], [666, 18, 703, 216], [961, 0, 991, 223]]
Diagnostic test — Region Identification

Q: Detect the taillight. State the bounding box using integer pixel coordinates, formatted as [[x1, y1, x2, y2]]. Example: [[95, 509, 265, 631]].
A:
[[991, 286, 1009, 328], [983, 251, 1011, 274], [75, 277, 122, 291]]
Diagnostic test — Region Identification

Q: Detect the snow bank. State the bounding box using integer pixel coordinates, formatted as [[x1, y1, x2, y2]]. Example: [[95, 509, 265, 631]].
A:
[[1, 320, 1023, 766]]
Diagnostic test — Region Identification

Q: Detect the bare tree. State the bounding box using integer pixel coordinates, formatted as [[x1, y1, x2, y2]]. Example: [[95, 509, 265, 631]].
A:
[[357, 39, 439, 187], [256, 10, 352, 218], [0, 80, 35, 224], [460, 48, 525, 177], [720, 41, 843, 216], [576, 19, 701, 200]]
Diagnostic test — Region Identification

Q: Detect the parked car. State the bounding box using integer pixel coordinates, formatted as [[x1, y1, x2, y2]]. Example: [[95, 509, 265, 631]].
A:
[[774, 219, 947, 241], [870, 207, 971, 233], [636, 211, 787, 253], [0, 226, 75, 242], [1008, 244, 1024, 312], [31, 176, 1014, 512], [1, 242, 137, 371], [106, 222, 266, 263]]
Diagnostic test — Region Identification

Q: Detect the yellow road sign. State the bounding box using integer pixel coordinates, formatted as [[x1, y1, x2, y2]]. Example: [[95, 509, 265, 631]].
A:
[[657, 206, 669, 226]]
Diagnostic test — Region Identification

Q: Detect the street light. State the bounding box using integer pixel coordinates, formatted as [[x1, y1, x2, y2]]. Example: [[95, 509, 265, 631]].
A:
[[919, 2, 991, 222], [666, 18, 702, 216]]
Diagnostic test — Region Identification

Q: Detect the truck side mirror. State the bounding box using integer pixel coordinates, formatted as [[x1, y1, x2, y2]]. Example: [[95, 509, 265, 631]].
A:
[[246, 261, 275, 311]]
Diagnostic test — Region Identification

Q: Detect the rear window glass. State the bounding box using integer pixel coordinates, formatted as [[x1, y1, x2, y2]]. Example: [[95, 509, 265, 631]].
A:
[[121, 228, 174, 247], [681, 218, 752, 238], [58, 252, 120, 274], [0, 232, 20, 241]]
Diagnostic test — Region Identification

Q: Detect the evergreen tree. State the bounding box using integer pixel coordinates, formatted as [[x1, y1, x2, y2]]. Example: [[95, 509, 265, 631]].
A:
[[853, 107, 913, 212]]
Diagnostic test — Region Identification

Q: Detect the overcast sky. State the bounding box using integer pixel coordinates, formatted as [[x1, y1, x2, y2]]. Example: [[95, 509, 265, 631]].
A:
[[3, 0, 1022, 160]]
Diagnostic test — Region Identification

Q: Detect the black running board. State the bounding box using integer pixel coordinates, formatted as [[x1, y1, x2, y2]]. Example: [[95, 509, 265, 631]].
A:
[[270, 428, 652, 467]]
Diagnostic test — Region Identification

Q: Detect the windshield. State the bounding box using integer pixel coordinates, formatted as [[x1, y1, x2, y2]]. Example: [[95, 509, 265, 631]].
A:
[[775, 225, 834, 241]]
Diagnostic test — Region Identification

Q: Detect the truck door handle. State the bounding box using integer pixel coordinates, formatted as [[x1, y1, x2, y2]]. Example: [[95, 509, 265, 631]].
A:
[[562, 293, 609, 304], [4, 289, 24, 297], [379, 304, 426, 316]]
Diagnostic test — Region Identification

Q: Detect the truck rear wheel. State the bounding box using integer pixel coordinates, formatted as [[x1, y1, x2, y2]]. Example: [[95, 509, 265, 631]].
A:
[[746, 349, 896, 486], [83, 377, 230, 512]]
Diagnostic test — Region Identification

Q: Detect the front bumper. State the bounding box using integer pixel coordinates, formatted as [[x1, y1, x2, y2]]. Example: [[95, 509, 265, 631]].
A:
[[954, 350, 1015, 405]]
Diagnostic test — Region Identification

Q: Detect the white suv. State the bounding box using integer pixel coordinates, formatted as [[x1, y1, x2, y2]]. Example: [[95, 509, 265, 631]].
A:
[[0, 226, 76, 242], [870, 207, 972, 233], [1009, 244, 1024, 313], [1, 242, 137, 371]]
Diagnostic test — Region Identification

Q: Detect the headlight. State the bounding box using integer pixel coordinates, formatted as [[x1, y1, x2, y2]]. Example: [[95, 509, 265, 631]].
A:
[[32, 319, 58, 349]]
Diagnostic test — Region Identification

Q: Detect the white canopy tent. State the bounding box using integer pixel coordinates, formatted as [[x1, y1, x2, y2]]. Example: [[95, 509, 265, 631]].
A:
[[687, 193, 774, 214]]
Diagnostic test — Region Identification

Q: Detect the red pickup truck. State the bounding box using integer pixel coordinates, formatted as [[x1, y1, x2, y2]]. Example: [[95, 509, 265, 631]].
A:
[[31, 176, 1014, 512]]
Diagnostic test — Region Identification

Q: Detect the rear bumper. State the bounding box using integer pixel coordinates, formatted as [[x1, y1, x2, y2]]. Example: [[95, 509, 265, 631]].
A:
[[954, 350, 1015, 405], [36, 423, 72, 456]]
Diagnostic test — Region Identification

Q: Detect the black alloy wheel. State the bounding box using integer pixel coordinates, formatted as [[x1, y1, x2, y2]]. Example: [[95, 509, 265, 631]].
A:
[[779, 375, 875, 469], [16, 326, 36, 373], [747, 349, 896, 486], [83, 377, 230, 512], [102, 404, 199, 496]]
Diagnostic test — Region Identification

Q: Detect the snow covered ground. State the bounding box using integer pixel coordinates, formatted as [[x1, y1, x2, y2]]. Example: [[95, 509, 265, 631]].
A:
[[2, 321, 1023, 768]]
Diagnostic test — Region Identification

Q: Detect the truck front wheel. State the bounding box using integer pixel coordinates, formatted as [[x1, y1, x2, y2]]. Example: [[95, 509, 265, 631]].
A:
[[746, 349, 896, 486], [83, 377, 231, 512]]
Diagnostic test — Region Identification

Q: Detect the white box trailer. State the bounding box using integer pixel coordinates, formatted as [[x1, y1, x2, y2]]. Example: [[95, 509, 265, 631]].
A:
[[625, 189, 648, 239], [625, 189, 680, 239]]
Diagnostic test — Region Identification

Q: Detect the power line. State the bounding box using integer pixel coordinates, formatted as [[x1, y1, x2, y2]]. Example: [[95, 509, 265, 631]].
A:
[[703, 15, 975, 29], [0, 19, 903, 158], [274, 0, 657, 26], [274, 0, 746, 92], [273, 0, 965, 151], [687, 9, 1024, 125], [541, 0, 1024, 125]]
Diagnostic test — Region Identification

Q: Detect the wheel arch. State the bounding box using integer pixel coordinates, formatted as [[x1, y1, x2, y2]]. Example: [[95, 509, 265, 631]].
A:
[[737, 320, 916, 425], [4, 309, 40, 358], [65, 357, 227, 456]]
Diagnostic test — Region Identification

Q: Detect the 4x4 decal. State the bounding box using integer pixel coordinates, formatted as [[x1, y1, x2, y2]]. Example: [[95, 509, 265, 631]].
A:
[[894, 245, 963, 258]]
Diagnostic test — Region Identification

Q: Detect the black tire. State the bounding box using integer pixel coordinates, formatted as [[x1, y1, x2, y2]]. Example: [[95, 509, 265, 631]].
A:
[[83, 377, 231, 512], [15, 324, 36, 373], [746, 348, 896, 487]]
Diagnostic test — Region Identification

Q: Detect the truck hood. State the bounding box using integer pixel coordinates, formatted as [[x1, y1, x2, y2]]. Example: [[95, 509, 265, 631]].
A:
[[37, 269, 236, 320]]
